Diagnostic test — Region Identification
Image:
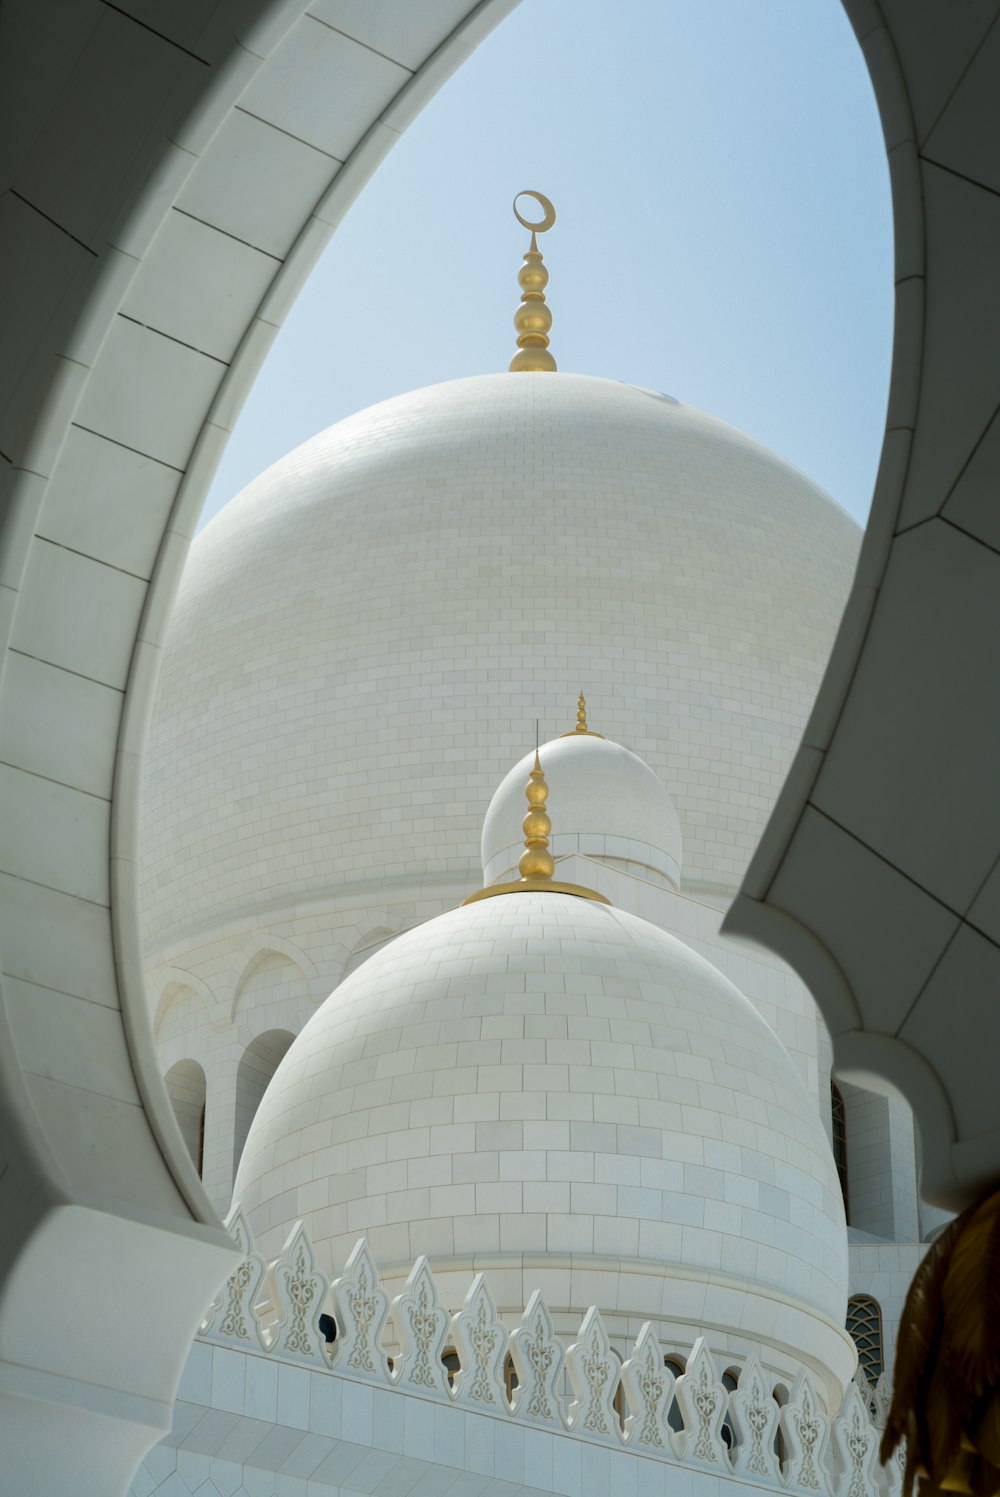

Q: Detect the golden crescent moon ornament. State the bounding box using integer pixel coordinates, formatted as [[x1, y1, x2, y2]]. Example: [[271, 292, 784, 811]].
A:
[[513, 190, 556, 234]]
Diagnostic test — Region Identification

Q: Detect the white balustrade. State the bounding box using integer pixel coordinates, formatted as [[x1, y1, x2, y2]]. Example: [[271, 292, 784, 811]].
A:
[[389, 1256, 452, 1398], [566, 1306, 622, 1446], [199, 1204, 269, 1352], [266, 1219, 332, 1367], [195, 1205, 896, 1496]]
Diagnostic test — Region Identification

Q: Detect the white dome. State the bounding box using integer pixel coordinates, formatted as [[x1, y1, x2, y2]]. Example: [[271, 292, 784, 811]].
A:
[[140, 373, 860, 953], [234, 891, 849, 1384], [482, 732, 683, 887]]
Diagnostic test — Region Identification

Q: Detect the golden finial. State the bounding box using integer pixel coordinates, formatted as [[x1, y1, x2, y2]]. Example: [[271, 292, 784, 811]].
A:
[[463, 745, 610, 906], [559, 691, 604, 738], [519, 749, 555, 880], [508, 191, 557, 373]]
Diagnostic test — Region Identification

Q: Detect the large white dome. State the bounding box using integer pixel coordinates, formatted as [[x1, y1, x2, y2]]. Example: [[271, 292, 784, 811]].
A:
[[233, 890, 852, 1394], [140, 373, 860, 954]]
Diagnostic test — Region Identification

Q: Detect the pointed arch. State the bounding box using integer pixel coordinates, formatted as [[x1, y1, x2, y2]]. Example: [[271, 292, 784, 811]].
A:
[[163, 1059, 207, 1176], [341, 921, 422, 980], [831, 1080, 849, 1219], [235, 931, 319, 984], [232, 1028, 296, 1181], [230, 936, 318, 1022], [150, 967, 217, 1037], [846, 1295, 883, 1383]]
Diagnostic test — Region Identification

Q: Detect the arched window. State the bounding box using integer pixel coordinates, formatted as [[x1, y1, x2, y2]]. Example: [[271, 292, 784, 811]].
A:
[[773, 1382, 789, 1467], [163, 1059, 207, 1176], [665, 1355, 686, 1433], [831, 1081, 849, 1218], [846, 1294, 883, 1382], [721, 1366, 739, 1449], [232, 1029, 295, 1180], [612, 1350, 625, 1431]]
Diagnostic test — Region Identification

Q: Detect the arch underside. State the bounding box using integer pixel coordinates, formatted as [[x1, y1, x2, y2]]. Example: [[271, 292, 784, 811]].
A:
[[724, 0, 1000, 1212], [0, 0, 998, 1488]]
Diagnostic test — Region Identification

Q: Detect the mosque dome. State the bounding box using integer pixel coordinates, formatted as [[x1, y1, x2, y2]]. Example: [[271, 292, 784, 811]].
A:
[[233, 883, 852, 1393], [482, 721, 684, 887], [139, 372, 860, 955]]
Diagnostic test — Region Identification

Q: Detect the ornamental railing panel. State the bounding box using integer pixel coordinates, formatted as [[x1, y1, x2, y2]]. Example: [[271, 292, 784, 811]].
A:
[[195, 1207, 896, 1497]]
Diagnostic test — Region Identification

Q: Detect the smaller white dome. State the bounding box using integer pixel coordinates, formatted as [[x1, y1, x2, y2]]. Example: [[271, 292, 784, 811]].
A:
[[481, 733, 683, 888], [233, 889, 852, 1397]]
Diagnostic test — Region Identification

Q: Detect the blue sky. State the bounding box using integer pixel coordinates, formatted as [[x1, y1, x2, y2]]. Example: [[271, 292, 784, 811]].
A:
[[200, 0, 893, 531]]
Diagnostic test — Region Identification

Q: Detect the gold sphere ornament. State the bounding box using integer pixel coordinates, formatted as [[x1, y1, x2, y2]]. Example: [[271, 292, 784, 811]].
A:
[[519, 845, 556, 880], [508, 190, 557, 373], [518, 750, 556, 879], [560, 692, 604, 738], [518, 259, 549, 294], [522, 806, 551, 840], [514, 300, 553, 337], [526, 776, 548, 807], [509, 344, 557, 374]]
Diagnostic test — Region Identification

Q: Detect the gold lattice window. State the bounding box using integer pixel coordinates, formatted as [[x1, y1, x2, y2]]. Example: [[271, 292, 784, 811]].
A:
[[831, 1082, 849, 1218], [847, 1294, 883, 1382]]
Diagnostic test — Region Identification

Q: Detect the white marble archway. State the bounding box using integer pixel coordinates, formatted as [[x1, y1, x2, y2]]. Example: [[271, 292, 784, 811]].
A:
[[0, 3, 517, 1490], [725, 0, 1000, 1215]]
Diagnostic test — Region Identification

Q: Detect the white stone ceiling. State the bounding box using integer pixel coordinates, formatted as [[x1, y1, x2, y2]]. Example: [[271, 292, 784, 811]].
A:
[[726, 0, 1000, 1212], [0, 3, 518, 1490]]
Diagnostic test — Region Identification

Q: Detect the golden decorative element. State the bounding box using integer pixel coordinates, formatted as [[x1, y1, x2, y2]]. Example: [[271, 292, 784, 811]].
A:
[[462, 748, 609, 906], [560, 692, 604, 738], [508, 191, 557, 373], [519, 749, 556, 880], [881, 1184, 1000, 1497]]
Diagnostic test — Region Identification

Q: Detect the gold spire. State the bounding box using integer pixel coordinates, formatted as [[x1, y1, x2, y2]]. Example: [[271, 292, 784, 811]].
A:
[[519, 749, 555, 880], [508, 191, 557, 373], [463, 747, 610, 906], [560, 692, 604, 738]]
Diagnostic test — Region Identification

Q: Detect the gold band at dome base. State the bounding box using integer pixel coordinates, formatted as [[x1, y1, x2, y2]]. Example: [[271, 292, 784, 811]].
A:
[[462, 877, 610, 906]]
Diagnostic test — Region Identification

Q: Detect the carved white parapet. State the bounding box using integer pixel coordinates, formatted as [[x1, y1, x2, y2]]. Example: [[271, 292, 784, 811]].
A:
[[872, 1372, 891, 1432], [566, 1306, 623, 1446], [621, 1321, 676, 1455], [830, 1381, 881, 1497], [330, 1238, 390, 1383], [199, 1202, 895, 1497], [450, 1272, 511, 1415], [390, 1256, 452, 1399], [879, 1434, 905, 1497], [199, 1204, 269, 1351], [853, 1368, 876, 1423], [852, 1363, 900, 1497], [673, 1337, 731, 1470], [781, 1370, 833, 1496], [508, 1289, 567, 1430], [266, 1220, 331, 1367], [728, 1353, 781, 1486]]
